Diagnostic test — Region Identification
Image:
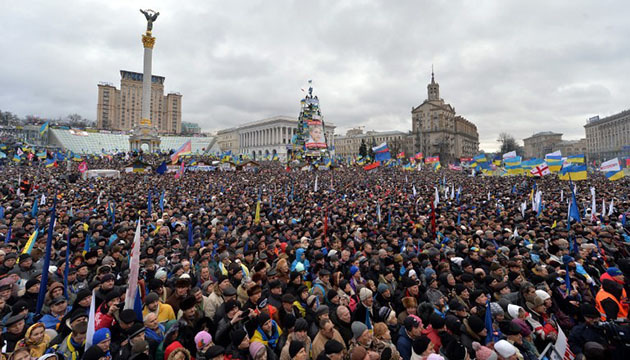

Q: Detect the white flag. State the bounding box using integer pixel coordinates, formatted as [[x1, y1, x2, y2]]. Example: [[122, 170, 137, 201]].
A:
[[502, 151, 517, 159], [520, 202, 526, 217], [590, 187, 596, 221], [608, 199, 614, 216], [124, 220, 142, 310], [450, 184, 455, 200], [434, 187, 440, 208], [560, 190, 563, 203], [444, 186, 450, 198], [314, 175, 318, 192], [602, 199, 605, 218], [487, 192, 491, 201], [412, 185, 417, 197], [405, 175, 408, 183], [97, 191, 103, 205], [599, 158, 621, 172], [85, 289, 96, 350], [40, 194, 46, 205]]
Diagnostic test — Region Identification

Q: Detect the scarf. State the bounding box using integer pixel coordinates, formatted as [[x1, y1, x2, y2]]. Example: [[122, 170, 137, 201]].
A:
[[257, 321, 280, 349]]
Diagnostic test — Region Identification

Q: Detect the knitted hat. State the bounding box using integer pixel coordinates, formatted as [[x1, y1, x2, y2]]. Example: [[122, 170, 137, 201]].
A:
[[144, 292, 159, 305], [377, 283, 390, 294], [289, 340, 305, 358], [412, 336, 431, 355], [444, 340, 467, 360], [472, 342, 498, 360], [351, 321, 368, 339], [231, 329, 248, 347], [324, 339, 344, 355], [194, 331, 213, 350], [378, 306, 392, 322], [92, 328, 111, 345], [83, 346, 106, 360], [294, 318, 308, 332], [607, 267, 623, 277], [494, 340, 517, 358], [257, 313, 271, 327], [249, 341, 265, 359], [349, 265, 359, 276], [359, 287, 373, 301], [489, 302, 504, 317], [468, 315, 485, 334], [581, 304, 600, 318]]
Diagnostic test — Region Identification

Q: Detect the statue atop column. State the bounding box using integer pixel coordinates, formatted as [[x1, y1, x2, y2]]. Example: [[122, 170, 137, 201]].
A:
[[140, 9, 160, 32]]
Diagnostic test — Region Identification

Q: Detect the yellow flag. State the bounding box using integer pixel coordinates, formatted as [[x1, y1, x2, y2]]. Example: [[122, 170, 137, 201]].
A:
[[551, 220, 557, 229], [21, 229, 39, 256], [254, 200, 261, 224], [83, 223, 89, 232]]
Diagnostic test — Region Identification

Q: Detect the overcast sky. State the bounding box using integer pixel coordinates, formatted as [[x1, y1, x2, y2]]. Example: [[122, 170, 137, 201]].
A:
[[1, 1, 629, 151]]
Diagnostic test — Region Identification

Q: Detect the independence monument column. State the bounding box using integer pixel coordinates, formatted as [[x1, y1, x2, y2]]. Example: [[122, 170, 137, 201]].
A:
[[129, 9, 161, 152], [140, 9, 159, 126]]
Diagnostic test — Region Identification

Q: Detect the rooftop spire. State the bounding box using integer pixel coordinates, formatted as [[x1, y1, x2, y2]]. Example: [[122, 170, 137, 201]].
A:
[[431, 64, 435, 84]]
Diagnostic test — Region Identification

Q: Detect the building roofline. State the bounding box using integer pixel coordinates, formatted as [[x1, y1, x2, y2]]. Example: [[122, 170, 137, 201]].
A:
[[523, 131, 563, 141], [584, 109, 630, 128]]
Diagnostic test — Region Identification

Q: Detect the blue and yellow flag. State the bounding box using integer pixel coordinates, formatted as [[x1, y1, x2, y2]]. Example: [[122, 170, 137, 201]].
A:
[[21, 229, 39, 255], [566, 154, 585, 164], [45, 159, 56, 168], [605, 169, 624, 181], [558, 164, 587, 181], [40, 122, 49, 136]]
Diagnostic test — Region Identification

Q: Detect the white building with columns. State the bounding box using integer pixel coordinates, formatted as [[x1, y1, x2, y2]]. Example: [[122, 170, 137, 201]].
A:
[[216, 115, 335, 161]]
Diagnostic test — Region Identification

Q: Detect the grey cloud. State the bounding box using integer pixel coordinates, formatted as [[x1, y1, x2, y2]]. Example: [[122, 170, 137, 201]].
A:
[[1, 0, 629, 152]]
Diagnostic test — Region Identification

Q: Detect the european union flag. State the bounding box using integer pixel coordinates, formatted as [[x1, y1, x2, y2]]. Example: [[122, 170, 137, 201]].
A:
[[156, 161, 167, 175]]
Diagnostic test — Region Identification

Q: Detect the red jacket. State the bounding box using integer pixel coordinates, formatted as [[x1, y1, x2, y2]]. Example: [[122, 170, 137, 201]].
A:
[[95, 303, 115, 330]]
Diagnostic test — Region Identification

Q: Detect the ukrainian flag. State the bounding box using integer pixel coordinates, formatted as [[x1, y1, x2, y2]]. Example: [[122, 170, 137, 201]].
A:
[[547, 160, 563, 172], [558, 164, 587, 181], [21, 229, 39, 255], [433, 162, 442, 171], [36, 151, 47, 160], [605, 169, 624, 181], [473, 154, 487, 163], [40, 122, 49, 136], [567, 154, 585, 164], [12, 155, 21, 162], [45, 159, 56, 168]]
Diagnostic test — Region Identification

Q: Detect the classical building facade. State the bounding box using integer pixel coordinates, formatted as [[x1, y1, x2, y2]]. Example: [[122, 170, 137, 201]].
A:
[[584, 111, 630, 162], [411, 73, 479, 163], [523, 131, 563, 159], [216, 116, 335, 161], [555, 138, 587, 158], [96, 70, 182, 134], [522, 131, 587, 159], [334, 129, 413, 158]]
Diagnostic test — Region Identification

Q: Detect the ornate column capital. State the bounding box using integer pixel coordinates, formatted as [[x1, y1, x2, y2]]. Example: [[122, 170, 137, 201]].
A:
[[142, 33, 156, 49]]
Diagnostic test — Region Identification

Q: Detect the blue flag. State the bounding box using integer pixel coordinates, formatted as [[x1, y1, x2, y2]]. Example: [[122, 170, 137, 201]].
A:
[[134, 287, 143, 321], [147, 190, 152, 215], [0, 206, 4, 220], [568, 181, 581, 224], [156, 161, 167, 175], [3, 226, 11, 244], [36, 196, 57, 314], [188, 220, 194, 248], [159, 190, 165, 213], [565, 265, 572, 296], [31, 199, 38, 218], [64, 231, 70, 298], [485, 300, 499, 344]]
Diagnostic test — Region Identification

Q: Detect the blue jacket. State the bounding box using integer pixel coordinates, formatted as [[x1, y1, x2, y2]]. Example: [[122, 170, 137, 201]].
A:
[[397, 326, 413, 360]]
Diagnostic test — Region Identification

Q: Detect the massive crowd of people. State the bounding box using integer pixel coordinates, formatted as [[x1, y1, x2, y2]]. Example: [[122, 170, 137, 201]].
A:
[[0, 152, 629, 360]]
